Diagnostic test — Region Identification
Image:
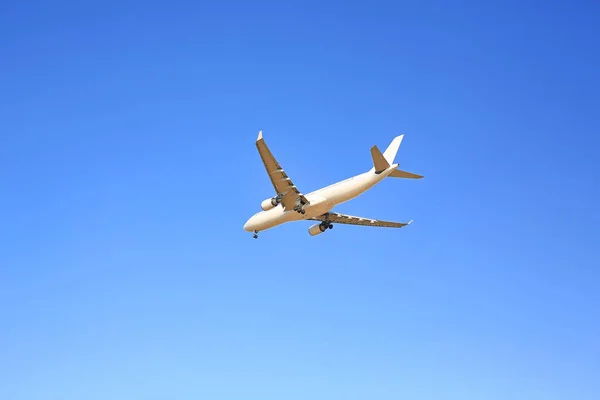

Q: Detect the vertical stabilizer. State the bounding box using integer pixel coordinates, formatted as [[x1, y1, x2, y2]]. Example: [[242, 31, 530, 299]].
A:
[[383, 134, 404, 164]]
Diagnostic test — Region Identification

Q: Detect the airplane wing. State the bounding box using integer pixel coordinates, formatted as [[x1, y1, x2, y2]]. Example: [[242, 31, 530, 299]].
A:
[[310, 212, 413, 228], [255, 131, 309, 211]]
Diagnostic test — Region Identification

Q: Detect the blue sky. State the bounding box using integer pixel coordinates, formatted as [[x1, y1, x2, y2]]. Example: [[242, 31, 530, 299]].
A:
[[1, 1, 599, 399]]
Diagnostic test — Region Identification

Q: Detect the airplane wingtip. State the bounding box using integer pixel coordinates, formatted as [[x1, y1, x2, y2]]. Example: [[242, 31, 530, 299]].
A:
[[257, 130, 263, 141]]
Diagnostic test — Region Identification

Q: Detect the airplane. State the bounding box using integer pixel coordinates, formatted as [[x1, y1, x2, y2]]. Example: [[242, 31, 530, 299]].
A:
[[243, 131, 423, 238]]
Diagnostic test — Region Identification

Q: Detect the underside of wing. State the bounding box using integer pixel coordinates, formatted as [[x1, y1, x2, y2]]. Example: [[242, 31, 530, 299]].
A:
[[255, 131, 308, 211], [310, 212, 413, 228]]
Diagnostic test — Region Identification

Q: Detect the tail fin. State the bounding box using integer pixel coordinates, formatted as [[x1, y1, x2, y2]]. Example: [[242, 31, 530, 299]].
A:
[[383, 134, 404, 164], [370, 145, 390, 173], [376, 134, 424, 179]]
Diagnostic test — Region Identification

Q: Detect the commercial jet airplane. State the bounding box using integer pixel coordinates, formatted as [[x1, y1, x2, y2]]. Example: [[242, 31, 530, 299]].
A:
[[243, 131, 423, 238]]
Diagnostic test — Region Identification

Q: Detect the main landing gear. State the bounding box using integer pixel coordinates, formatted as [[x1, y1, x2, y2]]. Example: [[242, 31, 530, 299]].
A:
[[293, 198, 307, 215], [319, 221, 333, 231], [321, 213, 333, 231], [293, 204, 306, 214]]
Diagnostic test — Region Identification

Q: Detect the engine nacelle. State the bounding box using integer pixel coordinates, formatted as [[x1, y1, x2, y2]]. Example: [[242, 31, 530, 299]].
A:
[[261, 197, 280, 211], [308, 223, 327, 236]]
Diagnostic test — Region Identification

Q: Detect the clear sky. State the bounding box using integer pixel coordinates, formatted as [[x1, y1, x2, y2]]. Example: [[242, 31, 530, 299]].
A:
[[1, 1, 599, 399]]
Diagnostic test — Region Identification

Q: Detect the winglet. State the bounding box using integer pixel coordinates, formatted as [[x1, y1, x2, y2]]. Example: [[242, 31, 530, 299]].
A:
[[257, 130, 263, 141]]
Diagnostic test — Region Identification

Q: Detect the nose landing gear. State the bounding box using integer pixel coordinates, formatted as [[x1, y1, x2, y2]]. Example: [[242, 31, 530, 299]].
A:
[[253, 230, 259, 239]]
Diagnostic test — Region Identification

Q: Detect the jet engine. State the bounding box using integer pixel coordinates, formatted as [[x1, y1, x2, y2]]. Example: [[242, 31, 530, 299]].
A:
[[261, 196, 281, 211], [308, 223, 327, 236]]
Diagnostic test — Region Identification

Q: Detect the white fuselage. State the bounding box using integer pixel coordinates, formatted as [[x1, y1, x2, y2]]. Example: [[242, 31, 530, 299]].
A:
[[243, 163, 399, 232]]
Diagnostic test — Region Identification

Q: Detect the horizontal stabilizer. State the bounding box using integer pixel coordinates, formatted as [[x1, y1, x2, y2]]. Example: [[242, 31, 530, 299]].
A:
[[370, 145, 390, 174], [389, 169, 424, 179]]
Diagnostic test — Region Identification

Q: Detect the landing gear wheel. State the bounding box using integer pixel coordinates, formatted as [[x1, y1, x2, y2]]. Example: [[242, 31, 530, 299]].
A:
[[253, 231, 259, 239], [328, 224, 333, 229], [301, 209, 306, 215]]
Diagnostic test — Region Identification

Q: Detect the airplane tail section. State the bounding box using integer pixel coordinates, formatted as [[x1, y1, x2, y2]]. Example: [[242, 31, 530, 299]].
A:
[[369, 134, 423, 178]]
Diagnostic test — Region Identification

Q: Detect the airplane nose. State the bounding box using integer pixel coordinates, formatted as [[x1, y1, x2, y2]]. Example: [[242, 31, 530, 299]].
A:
[[243, 214, 261, 232]]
